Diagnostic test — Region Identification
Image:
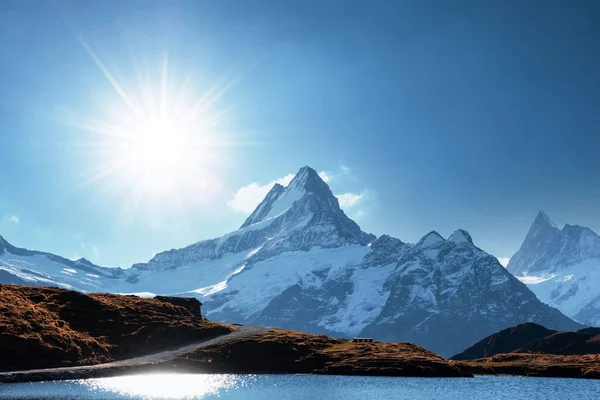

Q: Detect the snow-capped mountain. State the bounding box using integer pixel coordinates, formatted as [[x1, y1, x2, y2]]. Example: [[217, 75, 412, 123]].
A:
[[507, 211, 600, 326], [0, 167, 582, 356], [114, 167, 582, 356], [0, 234, 123, 291]]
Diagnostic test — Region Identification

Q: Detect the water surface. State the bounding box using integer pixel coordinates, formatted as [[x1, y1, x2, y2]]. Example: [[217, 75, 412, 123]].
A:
[[0, 374, 598, 399]]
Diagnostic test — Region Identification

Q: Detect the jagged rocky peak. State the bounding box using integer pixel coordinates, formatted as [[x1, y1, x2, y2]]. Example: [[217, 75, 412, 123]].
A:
[[240, 183, 286, 228], [417, 231, 445, 247], [241, 166, 332, 229], [532, 210, 560, 231], [371, 234, 404, 249], [242, 166, 343, 228], [448, 229, 473, 245]]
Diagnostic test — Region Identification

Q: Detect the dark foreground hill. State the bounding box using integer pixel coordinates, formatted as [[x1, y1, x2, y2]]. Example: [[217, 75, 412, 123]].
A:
[[0, 285, 469, 379], [0, 284, 231, 371], [452, 323, 600, 360], [451, 323, 556, 360], [452, 322, 600, 379]]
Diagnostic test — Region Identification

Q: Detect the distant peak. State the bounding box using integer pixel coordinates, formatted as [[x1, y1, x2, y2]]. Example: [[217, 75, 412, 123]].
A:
[[417, 231, 445, 247], [533, 211, 559, 230], [298, 165, 318, 175], [448, 229, 473, 245]]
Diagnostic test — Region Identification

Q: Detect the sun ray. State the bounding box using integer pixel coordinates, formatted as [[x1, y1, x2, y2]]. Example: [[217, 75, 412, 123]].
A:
[[61, 35, 243, 229]]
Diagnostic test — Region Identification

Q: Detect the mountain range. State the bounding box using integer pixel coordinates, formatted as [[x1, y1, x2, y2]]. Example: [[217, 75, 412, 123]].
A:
[[0, 166, 586, 357]]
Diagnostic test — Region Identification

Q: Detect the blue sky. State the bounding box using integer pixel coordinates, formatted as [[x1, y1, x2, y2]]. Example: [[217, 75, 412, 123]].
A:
[[0, 0, 599, 268]]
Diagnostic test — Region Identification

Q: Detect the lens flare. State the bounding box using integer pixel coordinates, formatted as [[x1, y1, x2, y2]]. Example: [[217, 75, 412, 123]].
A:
[[63, 35, 243, 227]]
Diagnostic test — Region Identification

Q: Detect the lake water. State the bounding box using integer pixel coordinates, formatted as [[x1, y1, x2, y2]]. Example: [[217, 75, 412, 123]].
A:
[[0, 374, 599, 399]]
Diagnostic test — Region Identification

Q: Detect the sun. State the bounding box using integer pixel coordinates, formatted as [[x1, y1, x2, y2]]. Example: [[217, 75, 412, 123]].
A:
[[65, 39, 237, 224], [129, 117, 185, 172]]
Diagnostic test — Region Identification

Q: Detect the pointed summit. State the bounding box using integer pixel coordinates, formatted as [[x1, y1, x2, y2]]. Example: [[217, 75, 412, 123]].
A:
[[240, 183, 286, 228], [235, 165, 374, 247], [533, 211, 559, 231], [241, 166, 335, 229], [286, 166, 331, 199], [506, 211, 562, 276], [417, 231, 445, 247], [449, 229, 473, 245]]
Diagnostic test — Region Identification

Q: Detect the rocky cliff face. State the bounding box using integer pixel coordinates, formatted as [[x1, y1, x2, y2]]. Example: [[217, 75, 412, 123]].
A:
[[507, 212, 600, 326]]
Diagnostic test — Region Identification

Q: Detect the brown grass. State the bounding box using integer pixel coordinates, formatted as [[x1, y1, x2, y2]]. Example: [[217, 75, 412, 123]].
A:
[[169, 329, 470, 377], [457, 353, 600, 379], [0, 284, 231, 371]]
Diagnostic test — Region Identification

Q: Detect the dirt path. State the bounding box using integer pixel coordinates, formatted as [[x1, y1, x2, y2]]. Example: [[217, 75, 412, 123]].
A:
[[0, 326, 266, 384]]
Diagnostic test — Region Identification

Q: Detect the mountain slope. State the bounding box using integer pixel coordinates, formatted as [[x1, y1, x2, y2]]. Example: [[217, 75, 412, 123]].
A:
[[451, 323, 557, 360], [0, 235, 122, 291], [507, 212, 600, 326], [0, 167, 583, 357], [452, 323, 600, 360]]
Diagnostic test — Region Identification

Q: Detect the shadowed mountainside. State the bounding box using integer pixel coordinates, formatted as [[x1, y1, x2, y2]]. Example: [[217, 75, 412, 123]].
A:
[[452, 322, 600, 360], [451, 323, 556, 360], [452, 322, 600, 379]]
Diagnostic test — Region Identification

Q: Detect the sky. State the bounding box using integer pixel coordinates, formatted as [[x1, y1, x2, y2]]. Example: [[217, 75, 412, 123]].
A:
[[0, 0, 599, 268]]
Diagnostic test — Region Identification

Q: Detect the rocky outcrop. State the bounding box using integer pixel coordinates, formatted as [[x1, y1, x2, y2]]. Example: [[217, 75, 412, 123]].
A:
[[154, 296, 202, 317], [0, 285, 231, 372]]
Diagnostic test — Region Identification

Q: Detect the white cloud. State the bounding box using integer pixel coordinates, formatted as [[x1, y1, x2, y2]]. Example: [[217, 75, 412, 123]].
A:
[[228, 174, 294, 214], [336, 192, 365, 208], [497, 257, 510, 268], [9, 215, 19, 223], [318, 171, 332, 182]]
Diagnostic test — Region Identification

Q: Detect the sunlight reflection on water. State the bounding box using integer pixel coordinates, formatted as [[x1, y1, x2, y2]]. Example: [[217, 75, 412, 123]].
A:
[[79, 373, 249, 399]]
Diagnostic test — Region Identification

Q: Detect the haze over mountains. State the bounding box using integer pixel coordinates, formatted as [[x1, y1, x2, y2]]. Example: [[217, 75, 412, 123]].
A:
[[0, 166, 591, 356]]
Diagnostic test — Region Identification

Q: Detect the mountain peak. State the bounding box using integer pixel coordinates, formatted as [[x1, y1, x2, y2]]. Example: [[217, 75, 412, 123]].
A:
[[240, 183, 286, 229], [240, 166, 334, 229], [287, 166, 328, 194], [76, 257, 94, 266], [533, 211, 559, 231], [417, 231, 445, 247], [449, 229, 473, 245]]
